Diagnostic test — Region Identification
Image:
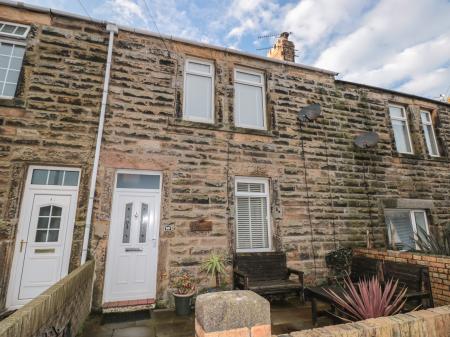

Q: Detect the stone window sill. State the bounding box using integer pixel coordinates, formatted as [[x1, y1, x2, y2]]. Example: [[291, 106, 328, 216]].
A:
[[169, 118, 275, 137], [0, 97, 26, 108]]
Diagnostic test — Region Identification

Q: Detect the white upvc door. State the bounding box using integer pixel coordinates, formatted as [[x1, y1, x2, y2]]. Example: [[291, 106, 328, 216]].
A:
[[6, 166, 80, 309], [103, 171, 161, 303]]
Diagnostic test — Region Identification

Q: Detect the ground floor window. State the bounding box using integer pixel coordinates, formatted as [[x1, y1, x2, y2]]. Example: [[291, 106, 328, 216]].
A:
[[234, 177, 271, 252], [384, 209, 429, 250]]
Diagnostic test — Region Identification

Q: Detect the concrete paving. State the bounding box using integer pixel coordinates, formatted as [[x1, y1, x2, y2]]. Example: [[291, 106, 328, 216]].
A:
[[79, 299, 332, 337]]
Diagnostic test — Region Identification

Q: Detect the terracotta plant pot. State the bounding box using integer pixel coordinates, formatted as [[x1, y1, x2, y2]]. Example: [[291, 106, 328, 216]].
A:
[[173, 292, 194, 316]]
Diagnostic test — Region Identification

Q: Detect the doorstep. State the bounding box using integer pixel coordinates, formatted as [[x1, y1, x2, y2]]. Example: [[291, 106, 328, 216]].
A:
[[102, 299, 155, 313]]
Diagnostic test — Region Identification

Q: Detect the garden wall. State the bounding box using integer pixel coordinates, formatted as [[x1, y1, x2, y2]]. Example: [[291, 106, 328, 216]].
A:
[[195, 290, 450, 337], [354, 248, 450, 306], [0, 260, 94, 337]]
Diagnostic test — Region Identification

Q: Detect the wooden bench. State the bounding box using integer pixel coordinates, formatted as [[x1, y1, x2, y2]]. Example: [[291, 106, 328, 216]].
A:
[[233, 252, 304, 300], [383, 260, 433, 309]]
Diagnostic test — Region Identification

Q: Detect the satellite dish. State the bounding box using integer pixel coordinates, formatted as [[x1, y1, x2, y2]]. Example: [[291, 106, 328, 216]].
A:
[[298, 103, 321, 122], [354, 131, 379, 149]]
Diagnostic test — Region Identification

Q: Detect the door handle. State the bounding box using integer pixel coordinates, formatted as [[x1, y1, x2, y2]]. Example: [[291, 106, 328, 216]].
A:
[[20, 240, 27, 253]]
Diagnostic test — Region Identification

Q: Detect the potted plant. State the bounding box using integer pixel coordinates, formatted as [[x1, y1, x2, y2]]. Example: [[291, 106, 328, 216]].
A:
[[201, 253, 228, 291], [172, 272, 196, 316]]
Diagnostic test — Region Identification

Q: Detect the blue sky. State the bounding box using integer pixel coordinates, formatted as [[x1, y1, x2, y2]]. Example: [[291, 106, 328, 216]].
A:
[[25, 0, 450, 100]]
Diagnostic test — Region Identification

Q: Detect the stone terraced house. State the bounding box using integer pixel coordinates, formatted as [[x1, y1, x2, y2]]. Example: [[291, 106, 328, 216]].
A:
[[0, 0, 450, 313]]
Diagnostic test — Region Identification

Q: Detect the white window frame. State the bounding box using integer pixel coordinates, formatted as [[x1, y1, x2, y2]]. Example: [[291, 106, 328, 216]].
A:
[[420, 110, 439, 157], [0, 21, 30, 39], [234, 176, 272, 253], [182, 58, 214, 123], [0, 37, 27, 99], [389, 105, 414, 154], [234, 68, 266, 130], [386, 209, 430, 250]]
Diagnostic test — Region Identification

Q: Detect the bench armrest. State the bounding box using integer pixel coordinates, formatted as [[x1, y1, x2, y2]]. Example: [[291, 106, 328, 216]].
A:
[[233, 268, 249, 289], [287, 268, 304, 286]]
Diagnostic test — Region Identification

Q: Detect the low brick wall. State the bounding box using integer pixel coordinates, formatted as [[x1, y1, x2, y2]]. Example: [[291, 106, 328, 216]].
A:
[[285, 306, 450, 337], [354, 248, 450, 306], [0, 260, 94, 337]]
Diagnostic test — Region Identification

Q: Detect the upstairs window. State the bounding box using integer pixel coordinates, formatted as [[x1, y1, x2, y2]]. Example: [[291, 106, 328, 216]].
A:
[[0, 21, 29, 99], [183, 59, 214, 123], [420, 110, 439, 157], [235, 177, 271, 252], [385, 209, 429, 250], [389, 105, 413, 154], [234, 68, 266, 130]]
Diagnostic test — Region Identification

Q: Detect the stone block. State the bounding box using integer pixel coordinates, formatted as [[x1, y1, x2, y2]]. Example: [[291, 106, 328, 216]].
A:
[[195, 291, 270, 337]]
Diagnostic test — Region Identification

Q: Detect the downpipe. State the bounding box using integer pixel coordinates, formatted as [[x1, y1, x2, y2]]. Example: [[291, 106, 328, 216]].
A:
[[81, 23, 118, 265]]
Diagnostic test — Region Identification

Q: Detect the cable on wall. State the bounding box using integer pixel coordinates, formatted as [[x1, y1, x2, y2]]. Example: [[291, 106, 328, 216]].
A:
[[324, 129, 338, 250], [299, 120, 318, 280]]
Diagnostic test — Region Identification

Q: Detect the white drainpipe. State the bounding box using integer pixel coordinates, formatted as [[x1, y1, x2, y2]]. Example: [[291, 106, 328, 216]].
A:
[[81, 23, 118, 265]]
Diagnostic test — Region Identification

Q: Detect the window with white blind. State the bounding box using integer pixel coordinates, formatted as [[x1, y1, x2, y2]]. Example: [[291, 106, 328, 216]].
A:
[[385, 209, 429, 250], [234, 68, 266, 130], [183, 59, 214, 123], [420, 110, 439, 157], [389, 105, 413, 154], [0, 21, 29, 99], [235, 177, 271, 252]]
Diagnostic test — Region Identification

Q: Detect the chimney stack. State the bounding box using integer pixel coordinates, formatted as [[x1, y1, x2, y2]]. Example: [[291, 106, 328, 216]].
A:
[[267, 32, 295, 62]]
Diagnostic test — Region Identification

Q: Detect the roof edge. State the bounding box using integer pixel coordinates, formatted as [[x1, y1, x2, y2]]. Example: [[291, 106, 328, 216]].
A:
[[336, 79, 449, 106]]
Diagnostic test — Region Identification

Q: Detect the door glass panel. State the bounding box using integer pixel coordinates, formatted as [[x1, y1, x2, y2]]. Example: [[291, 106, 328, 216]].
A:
[[35, 205, 62, 242], [35, 230, 47, 242], [139, 203, 149, 243], [31, 169, 48, 185], [48, 170, 64, 185], [117, 174, 160, 189], [63, 171, 79, 186], [37, 216, 49, 228], [122, 203, 132, 243], [31, 169, 80, 186], [47, 230, 59, 242]]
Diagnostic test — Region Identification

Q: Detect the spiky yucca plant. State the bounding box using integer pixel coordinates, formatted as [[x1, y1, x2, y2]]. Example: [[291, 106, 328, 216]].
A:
[[201, 253, 228, 288], [323, 276, 407, 322], [413, 225, 450, 256]]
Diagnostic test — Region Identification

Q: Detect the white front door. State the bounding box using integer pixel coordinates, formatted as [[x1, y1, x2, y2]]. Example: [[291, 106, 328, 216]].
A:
[[7, 167, 80, 309], [103, 171, 161, 303]]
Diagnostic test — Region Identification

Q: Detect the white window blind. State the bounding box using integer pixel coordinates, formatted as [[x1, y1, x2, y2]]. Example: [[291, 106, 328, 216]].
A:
[[420, 110, 439, 157], [385, 209, 429, 250], [235, 178, 271, 252], [234, 69, 265, 130], [183, 59, 214, 123], [389, 105, 413, 154]]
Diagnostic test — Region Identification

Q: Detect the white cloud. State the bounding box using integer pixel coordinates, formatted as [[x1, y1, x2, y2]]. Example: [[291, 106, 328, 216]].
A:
[[312, 0, 450, 98]]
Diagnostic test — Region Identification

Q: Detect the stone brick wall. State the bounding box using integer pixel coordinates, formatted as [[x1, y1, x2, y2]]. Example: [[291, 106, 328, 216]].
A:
[[0, 6, 107, 310], [0, 3, 450, 311], [91, 28, 450, 307], [354, 248, 450, 306], [0, 260, 94, 337], [282, 306, 450, 337]]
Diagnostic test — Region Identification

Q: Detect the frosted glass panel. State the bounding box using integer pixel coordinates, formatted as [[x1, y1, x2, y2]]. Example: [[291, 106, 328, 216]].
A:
[[236, 71, 261, 84], [392, 120, 411, 153], [184, 73, 212, 121], [389, 106, 404, 118], [117, 174, 160, 189], [187, 61, 211, 74], [122, 203, 132, 244], [235, 83, 264, 128], [139, 203, 148, 243]]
